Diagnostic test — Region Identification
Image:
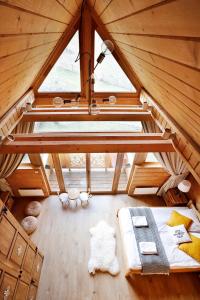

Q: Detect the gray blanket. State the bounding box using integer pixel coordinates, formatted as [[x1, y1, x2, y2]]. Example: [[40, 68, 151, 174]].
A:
[[129, 207, 169, 274]]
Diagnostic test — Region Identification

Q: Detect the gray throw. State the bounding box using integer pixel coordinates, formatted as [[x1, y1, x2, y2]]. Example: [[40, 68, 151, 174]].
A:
[[129, 207, 169, 274]]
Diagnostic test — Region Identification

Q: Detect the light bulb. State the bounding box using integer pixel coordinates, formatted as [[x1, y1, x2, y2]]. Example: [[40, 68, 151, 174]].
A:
[[90, 100, 100, 115], [53, 97, 64, 107], [101, 40, 114, 55], [109, 95, 117, 104]]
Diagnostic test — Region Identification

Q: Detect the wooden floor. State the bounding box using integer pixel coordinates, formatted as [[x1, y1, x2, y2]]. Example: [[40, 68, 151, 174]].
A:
[[13, 195, 200, 300]]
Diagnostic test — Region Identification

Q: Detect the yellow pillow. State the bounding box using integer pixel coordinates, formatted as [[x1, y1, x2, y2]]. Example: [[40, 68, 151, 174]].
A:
[[166, 210, 193, 230], [179, 234, 200, 263]]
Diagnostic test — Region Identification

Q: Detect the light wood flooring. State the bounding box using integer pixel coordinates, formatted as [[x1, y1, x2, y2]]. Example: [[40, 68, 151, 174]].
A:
[[13, 195, 200, 300]]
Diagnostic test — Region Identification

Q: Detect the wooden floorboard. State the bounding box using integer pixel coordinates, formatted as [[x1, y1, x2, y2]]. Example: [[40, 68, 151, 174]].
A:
[[12, 195, 200, 300]]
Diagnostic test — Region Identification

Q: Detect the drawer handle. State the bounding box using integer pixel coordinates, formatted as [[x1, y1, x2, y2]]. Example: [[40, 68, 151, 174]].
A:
[[3, 286, 11, 299], [17, 245, 23, 256], [36, 263, 40, 272]]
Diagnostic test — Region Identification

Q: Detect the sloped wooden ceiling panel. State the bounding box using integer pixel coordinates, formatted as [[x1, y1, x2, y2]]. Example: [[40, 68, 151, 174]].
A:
[[94, 0, 200, 147], [0, 0, 81, 118]]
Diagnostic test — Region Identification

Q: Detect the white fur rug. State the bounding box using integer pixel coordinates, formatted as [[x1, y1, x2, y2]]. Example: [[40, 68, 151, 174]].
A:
[[88, 220, 120, 276]]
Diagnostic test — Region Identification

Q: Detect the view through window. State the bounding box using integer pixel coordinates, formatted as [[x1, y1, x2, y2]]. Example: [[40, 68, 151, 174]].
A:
[[38, 31, 81, 92], [94, 31, 136, 92]]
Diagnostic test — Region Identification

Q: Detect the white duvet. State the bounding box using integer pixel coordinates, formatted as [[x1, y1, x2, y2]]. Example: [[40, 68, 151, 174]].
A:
[[118, 207, 200, 271]]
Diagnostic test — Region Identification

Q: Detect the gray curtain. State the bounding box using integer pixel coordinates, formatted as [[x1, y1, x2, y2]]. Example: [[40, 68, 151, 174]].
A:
[[0, 121, 34, 191], [142, 121, 188, 196]]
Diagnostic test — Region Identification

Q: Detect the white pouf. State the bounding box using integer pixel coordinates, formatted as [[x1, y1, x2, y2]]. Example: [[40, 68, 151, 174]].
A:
[[25, 201, 42, 217], [21, 216, 38, 235], [80, 192, 91, 207], [59, 193, 69, 208]]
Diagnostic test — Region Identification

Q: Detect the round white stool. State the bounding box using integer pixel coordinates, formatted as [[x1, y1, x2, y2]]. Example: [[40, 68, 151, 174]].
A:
[[79, 192, 91, 207], [59, 193, 69, 209], [68, 188, 80, 208]]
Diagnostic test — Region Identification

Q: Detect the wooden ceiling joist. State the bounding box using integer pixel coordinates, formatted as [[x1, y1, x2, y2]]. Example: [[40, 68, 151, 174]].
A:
[[22, 111, 152, 122], [0, 132, 175, 153]]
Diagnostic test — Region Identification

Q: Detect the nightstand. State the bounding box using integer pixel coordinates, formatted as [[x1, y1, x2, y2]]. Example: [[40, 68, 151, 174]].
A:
[[164, 187, 188, 206]]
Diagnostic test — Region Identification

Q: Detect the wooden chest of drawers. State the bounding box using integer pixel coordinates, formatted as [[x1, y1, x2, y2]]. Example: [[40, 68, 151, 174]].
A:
[[0, 199, 43, 299]]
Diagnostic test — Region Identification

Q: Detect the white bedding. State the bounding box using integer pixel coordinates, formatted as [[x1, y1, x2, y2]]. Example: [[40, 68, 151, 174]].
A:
[[118, 207, 200, 271]]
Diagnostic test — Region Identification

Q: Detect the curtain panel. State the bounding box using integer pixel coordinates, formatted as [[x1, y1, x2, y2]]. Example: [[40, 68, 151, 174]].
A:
[[142, 121, 188, 196], [0, 121, 34, 192]]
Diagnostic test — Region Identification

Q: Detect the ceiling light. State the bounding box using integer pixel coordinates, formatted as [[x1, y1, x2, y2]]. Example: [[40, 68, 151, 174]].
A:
[[90, 100, 100, 115], [53, 97, 64, 107]]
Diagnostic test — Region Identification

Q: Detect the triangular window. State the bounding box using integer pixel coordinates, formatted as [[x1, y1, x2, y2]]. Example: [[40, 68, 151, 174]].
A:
[[38, 31, 81, 92], [94, 31, 136, 92]]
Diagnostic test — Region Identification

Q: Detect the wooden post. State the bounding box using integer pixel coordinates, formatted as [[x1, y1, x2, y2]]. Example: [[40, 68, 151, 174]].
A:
[[51, 154, 66, 193], [112, 153, 124, 194], [79, 3, 93, 107], [86, 153, 91, 193]]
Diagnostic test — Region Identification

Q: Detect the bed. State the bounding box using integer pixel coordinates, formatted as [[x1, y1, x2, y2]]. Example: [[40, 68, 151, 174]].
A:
[[118, 206, 200, 277]]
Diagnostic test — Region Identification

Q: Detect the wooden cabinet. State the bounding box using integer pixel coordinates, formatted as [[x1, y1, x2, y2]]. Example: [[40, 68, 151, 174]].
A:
[[0, 199, 43, 299], [0, 273, 18, 299], [164, 188, 188, 206]]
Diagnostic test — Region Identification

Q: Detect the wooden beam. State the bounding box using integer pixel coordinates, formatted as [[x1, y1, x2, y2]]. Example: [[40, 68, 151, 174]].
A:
[[51, 153, 66, 193], [30, 107, 147, 113], [0, 133, 175, 153], [80, 3, 93, 101], [22, 111, 152, 122], [86, 153, 91, 193], [112, 153, 124, 193]]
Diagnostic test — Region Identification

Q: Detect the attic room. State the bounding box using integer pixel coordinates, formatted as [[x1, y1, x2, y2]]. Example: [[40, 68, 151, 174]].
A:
[[0, 0, 200, 299]]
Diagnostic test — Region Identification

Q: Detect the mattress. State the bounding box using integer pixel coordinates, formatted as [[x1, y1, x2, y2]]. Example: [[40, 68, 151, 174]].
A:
[[118, 207, 200, 271]]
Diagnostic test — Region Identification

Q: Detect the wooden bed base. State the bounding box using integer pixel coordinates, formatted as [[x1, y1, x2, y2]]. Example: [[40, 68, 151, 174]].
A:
[[125, 267, 200, 278]]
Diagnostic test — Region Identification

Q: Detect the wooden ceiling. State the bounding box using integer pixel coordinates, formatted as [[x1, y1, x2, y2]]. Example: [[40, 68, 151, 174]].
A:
[[0, 0, 200, 150], [90, 0, 200, 147], [0, 0, 81, 118]]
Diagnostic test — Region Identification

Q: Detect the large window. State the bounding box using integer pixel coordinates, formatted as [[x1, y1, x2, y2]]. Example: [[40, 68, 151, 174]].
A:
[[94, 31, 136, 92], [34, 121, 142, 132], [38, 31, 81, 92]]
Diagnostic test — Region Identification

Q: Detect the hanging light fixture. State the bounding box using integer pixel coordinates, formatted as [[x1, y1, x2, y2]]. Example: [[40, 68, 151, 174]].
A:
[[90, 100, 100, 115], [94, 39, 114, 70]]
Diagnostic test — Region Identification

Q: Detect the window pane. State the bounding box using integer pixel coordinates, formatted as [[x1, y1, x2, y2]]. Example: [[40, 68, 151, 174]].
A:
[[90, 153, 116, 192], [94, 31, 136, 92], [34, 121, 142, 132], [38, 31, 80, 92]]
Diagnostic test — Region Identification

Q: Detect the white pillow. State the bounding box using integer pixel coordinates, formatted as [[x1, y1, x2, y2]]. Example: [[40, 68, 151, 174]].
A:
[[179, 209, 200, 233], [170, 225, 191, 245]]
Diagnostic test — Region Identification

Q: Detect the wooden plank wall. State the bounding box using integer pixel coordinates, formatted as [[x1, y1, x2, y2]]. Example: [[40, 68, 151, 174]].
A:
[[141, 90, 200, 185], [0, 89, 34, 138], [128, 162, 170, 195], [93, 0, 200, 148], [0, 0, 81, 118]]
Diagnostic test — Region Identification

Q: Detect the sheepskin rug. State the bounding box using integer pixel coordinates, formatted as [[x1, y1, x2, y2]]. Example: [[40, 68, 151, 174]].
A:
[[88, 220, 120, 276]]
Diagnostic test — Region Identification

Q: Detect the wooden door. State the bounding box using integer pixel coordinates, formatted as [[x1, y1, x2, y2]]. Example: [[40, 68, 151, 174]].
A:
[[0, 215, 16, 261], [14, 280, 29, 300], [10, 234, 27, 268], [0, 273, 17, 300]]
